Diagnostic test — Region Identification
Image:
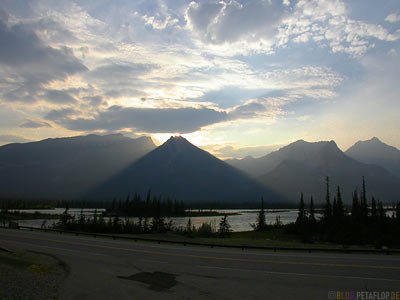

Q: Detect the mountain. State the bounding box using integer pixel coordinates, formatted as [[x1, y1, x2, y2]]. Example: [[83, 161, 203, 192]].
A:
[[0, 134, 156, 199], [228, 140, 400, 203], [345, 137, 400, 178], [226, 140, 343, 178], [90, 136, 282, 203]]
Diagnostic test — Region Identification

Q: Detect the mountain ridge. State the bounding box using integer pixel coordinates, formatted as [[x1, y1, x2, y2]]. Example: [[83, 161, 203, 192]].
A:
[[345, 137, 400, 178], [0, 133, 156, 199], [226, 139, 400, 203]]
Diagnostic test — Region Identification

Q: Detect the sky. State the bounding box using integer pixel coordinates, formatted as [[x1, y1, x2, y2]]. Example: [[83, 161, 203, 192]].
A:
[[0, 0, 399, 159]]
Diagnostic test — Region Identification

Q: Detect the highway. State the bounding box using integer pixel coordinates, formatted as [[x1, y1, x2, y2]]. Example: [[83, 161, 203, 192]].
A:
[[1, 228, 400, 300]]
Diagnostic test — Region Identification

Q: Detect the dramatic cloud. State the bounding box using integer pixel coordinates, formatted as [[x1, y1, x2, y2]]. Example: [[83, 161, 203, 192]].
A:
[[82, 96, 105, 107], [0, 19, 86, 77], [87, 62, 155, 83], [41, 89, 77, 104], [53, 105, 228, 133], [45, 108, 78, 121], [20, 119, 52, 129], [0, 16, 87, 105], [186, 0, 286, 45]]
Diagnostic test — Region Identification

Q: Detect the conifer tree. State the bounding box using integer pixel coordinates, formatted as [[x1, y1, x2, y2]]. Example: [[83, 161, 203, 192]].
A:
[[378, 200, 385, 221], [323, 176, 332, 221], [371, 197, 377, 221], [332, 196, 338, 219], [336, 186, 344, 220], [360, 176, 368, 220], [351, 189, 360, 221], [186, 218, 193, 236], [218, 215, 231, 238], [296, 192, 306, 224], [146, 188, 151, 206], [78, 208, 85, 228], [93, 209, 98, 226], [113, 215, 120, 232], [255, 197, 266, 231], [309, 196, 316, 224]]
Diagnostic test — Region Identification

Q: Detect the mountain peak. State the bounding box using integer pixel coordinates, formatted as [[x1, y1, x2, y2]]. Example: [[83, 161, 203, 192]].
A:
[[293, 139, 307, 144], [164, 136, 193, 147], [370, 137, 382, 143], [91, 135, 279, 203], [285, 139, 340, 152], [345, 137, 400, 178], [161, 136, 196, 154], [166, 135, 188, 142]]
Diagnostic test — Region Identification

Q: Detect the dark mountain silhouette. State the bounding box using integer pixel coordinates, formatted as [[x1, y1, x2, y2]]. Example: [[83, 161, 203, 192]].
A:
[[227, 140, 400, 203], [0, 134, 156, 199], [345, 137, 400, 178], [90, 136, 282, 203], [226, 140, 343, 178]]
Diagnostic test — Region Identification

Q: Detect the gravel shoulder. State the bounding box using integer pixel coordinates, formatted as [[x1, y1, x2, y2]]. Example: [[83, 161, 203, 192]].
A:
[[0, 248, 68, 300]]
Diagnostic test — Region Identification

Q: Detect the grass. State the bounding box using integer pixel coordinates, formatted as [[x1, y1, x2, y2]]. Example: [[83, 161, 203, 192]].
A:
[[0, 251, 55, 275]]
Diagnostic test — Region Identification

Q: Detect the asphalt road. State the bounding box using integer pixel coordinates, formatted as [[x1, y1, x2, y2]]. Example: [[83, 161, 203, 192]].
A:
[[1, 228, 400, 300]]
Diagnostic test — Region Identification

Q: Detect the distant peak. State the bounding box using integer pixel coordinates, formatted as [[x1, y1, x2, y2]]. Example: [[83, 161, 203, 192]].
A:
[[294, 139, 307, 144], [136, 135, 152, 141], [370, 137, 381, 143], [283, 139, 342, 154]]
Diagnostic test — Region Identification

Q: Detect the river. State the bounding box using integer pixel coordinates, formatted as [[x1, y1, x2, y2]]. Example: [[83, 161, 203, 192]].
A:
[[11, 208, 321, 232]]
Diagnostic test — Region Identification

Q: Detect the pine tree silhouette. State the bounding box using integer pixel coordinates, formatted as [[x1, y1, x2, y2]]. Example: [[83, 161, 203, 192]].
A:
[[323, 176, 332, 221], [255, 197, 266, 231], [296, 192, 306, 224]]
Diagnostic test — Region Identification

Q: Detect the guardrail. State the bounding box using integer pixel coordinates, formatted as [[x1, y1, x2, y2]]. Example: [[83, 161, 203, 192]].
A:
[[2, 225, 400, 255]]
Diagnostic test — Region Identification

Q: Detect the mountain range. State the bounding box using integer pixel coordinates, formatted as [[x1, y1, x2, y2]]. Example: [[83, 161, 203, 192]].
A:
[[0, 134, 399, 204], [226, 139, 400, 203], [0, 134, 155, 199]]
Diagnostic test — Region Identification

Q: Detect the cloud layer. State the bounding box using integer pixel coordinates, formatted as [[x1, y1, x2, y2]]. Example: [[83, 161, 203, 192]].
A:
[[0, 0, 399, 152]]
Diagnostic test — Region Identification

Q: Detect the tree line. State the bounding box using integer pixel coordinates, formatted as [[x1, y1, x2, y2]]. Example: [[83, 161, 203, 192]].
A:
[[106, 189, 185, 217], [55, 206, 232, 238], [252, 176, 400, 247]]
